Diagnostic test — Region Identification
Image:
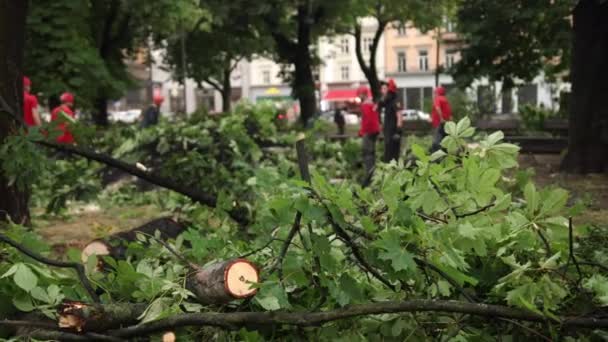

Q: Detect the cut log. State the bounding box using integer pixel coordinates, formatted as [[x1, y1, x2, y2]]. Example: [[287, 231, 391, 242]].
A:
[[81, 217, 188, 263], [57, 301, 146, 332], [187, 259, 259, 305]]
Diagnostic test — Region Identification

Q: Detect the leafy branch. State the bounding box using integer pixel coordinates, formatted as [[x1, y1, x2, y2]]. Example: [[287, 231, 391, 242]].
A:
[[0, 233, 99, 302]]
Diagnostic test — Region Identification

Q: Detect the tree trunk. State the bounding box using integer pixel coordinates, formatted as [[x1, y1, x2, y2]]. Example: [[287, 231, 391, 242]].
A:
[[293, 4, 317, 126], [0, 0, 30, 225], [93, 96, 109, 126], [222, 66, 232, 113], [58, 301, 146, 332], [560, 0, 608, 173], [354, 21, 385, 102]]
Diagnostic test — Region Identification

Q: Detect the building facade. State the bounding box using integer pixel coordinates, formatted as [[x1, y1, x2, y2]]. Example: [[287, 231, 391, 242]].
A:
[[384, 21, 460, 111]]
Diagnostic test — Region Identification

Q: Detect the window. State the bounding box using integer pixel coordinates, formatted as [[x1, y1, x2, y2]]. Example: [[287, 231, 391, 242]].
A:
[[362, 37, 374, 54], [444, 19, 455, 33], [418, 50, 429, 71], [339, 38, 349, 55], [397, 51, 407, 72], [262, 70, 271, 85], [397, 24, 407, 36], [445, 49, 457, 68], [340, 65, 350, 81]]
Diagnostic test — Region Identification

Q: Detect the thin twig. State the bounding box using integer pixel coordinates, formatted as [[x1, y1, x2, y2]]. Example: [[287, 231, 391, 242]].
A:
[[239, 238, 281, 259], [567, 217, 583, 285], [272, 212, 303, 280], [455, 202, 495, 219], [414, 258, 478, 303], [577, 262, 608, 273], [326, 211, 395, 291], [0, 233, 99, 302], [417, 211, 448, 224], [429, 177, 457, 218], [535, 229, 553, 259], [499, 318, 553, 342]]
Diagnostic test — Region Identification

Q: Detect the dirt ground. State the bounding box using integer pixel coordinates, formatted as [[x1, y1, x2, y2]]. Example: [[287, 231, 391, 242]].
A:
[[519, 153, 608, 226], [34, 153, 608, 250], [34, 204, 161, 252]]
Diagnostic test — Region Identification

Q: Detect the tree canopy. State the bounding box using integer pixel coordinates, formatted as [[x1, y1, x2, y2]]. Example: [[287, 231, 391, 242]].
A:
[[452, 0, 572, 88]]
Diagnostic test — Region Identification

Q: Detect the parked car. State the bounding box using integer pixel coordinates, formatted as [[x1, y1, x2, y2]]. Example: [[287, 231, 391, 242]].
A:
[[317, 110, 360, 125], [110, 109, 141, 123], [400, 109, 431, 122]]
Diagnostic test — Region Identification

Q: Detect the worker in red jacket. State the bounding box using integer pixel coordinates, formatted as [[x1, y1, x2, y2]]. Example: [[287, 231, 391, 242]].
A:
[[23, 76, 41, 126], [430, 86, 453, 152], [358, 86, 381, 179], [51, 92, 76, 144]]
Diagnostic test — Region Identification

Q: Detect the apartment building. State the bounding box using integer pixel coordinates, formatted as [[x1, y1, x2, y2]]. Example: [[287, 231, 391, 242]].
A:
[[318, 17, 385, 109], [383, 21, 460, 111]]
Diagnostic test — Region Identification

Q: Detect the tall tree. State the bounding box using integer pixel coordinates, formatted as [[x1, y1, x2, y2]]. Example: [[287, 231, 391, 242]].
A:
[[164, 2, 268, 113], [346, 0, 443, 101], [453, 0, 571, 88], [252, 0, 347, 125], [25, 0, 200, 126], [0, 0, 30, 224], [561, 0, 608, 173], [454, 0, 607, 173]]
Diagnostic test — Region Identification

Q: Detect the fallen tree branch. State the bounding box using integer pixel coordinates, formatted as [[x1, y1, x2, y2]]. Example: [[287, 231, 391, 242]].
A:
[[325, 211, 396, 291], [272, 212, 303, 280], [0, 320, 122, 342], [414, 258, 478, 303], [0, 233, 99, 302], [36, 141, 250, 226], [102, 300, 608, 338]]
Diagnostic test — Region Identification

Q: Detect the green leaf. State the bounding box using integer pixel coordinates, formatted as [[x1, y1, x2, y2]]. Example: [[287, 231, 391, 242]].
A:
[[444, 121, 457, 136], [255, 295, 281, 311], [14, 264, 38, 292], [1, 264, 20, 278], [540, 188, 568, 217], [30, 287, 51, 303], [411, 144, 428, 163], [539, 252, 561, 270], [13, 294, 35, 312], [524, 183, 539, 217], [584, 274, 608, 306], [376, 231, 416, 273]]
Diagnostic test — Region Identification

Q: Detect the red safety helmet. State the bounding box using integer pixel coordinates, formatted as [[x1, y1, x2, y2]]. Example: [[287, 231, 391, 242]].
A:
[[357, 86, 370, 96], [435, 86, 446, 96], [153, 94, 165, 105], [60, 92, 75, 104], [387, 79, 397, 93], [23, 76, 31, 87]]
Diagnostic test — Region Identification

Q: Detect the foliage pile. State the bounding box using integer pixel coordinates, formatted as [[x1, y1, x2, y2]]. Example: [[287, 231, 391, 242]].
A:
[[1, 116, 608, 340]]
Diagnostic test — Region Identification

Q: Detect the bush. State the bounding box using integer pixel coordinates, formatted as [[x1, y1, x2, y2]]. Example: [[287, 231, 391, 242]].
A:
[[519, 104, 557, 132]]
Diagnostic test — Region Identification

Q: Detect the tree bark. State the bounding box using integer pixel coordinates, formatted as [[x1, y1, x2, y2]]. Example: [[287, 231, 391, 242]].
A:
[[222, 66, 232, 113], [93, 96, 110, 127], [187, 259, 259, 305], [560, 0, 608, 173], [293, 4, 317, 126], [354, 21, 386, 102], [0, 0, 30, 225], [58, 301, 146, 332]]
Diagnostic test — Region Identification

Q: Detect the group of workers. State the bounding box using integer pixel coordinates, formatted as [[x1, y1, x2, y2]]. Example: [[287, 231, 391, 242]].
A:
[[356, 78, 453, 178], [23, 76, 76, 144]]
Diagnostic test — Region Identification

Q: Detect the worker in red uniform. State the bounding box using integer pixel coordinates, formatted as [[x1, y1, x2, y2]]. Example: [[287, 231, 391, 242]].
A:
[[23, 76, 41, 126], [358, 86, 381, 180], [430, 86, 453, 152], [51, 92, 76, 144]]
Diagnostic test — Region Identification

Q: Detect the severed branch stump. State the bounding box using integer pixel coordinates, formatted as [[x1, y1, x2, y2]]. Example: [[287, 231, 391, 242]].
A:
[[187, 259, 259, 305], [81, 217, 188, 263], [58, 301, 147, 332]]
